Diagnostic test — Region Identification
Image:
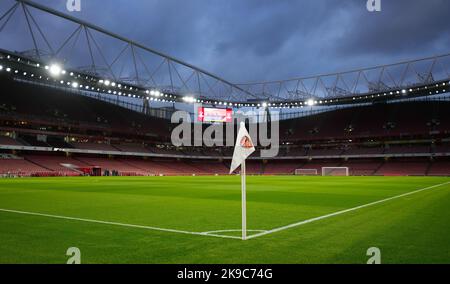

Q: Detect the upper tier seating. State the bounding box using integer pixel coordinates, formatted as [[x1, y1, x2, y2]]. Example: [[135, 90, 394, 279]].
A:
[[0, 77, 172, 138], [280, 101, 450, 141]]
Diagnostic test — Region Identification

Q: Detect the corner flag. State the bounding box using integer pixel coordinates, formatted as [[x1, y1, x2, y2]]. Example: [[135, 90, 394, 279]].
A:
[[230, 122, 255, 174], [230, 122, 255, 240]]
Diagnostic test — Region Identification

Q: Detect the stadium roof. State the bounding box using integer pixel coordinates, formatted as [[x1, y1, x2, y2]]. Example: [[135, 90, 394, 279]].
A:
[[0, 0, 449, 108]]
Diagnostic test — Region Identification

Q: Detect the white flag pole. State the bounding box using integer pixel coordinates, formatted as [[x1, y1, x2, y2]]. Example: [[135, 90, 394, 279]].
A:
[[241, 160, 247, 240]]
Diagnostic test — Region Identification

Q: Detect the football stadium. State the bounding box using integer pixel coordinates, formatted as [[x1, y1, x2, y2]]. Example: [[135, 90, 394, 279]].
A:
[[0, 0, 449, 267]]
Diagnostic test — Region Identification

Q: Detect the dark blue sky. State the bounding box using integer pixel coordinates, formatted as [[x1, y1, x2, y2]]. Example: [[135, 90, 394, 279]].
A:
[[2, 0, 450, 83]]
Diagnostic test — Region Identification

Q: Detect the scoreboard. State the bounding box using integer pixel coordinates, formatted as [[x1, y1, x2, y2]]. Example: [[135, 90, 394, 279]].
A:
[[197, 107, 233, 123]]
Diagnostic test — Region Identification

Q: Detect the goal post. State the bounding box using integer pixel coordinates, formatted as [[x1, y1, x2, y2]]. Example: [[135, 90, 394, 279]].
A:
[[294, 169, 318, 176], [322, 167, 349, 176]]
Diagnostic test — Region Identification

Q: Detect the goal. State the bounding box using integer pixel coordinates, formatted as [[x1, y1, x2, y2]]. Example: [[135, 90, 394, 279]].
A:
[[294, 169, 318, 176], [322, 167, 349, 176]]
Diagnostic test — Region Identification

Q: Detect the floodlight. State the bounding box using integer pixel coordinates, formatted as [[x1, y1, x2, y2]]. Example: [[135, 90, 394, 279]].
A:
[[307, 99, 315, 106], [49, 64, 62, 76], [71, 82, 79, 88], [183, 96, 195, 103]]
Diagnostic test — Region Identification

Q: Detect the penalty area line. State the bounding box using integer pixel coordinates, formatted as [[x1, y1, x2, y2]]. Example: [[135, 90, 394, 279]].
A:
[[246, 181, 450, 240], [0, 208, 242, 240]]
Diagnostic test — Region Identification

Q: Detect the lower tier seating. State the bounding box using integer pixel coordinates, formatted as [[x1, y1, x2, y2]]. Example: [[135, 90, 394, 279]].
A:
[[2, 153, 448, 177]]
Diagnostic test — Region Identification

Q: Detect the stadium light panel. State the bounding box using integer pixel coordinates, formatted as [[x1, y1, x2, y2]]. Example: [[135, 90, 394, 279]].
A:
[[262, 102, 268, 108], [0, 65, 3, 70], [104, 80, 111, 86], [49, 64, 62, 76], [307, 99, 315, 106], [71, 82, 79, 88], [183, 96, 195, 103]]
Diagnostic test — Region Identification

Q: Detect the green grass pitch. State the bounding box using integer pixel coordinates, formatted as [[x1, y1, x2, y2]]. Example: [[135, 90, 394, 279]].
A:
[[0, 176, 449, 264]]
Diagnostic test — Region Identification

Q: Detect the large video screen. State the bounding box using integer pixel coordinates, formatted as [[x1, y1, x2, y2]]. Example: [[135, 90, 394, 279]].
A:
[[197, 107, 233, 123]]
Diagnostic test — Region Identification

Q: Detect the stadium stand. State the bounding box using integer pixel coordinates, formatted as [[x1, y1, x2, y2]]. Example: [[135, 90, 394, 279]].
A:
[[0, 135, 22, 146], [24, 154, 87, 173], [343, 146, 384, 156], [0, 156, 48, 175], [263, 160, 304, 175], [280, 101, 450, 141], [0, 77, 172, 139], [374, 159, 430, 176], [71, 142, 119, 152], [1, 75, 450, 177], [427, 158, 450, 176]]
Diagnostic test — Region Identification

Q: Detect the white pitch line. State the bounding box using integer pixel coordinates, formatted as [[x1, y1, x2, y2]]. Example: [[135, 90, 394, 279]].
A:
[[0, 208, 241, 240], [202, 229, 267, 235], [246, 181, 450, 240]]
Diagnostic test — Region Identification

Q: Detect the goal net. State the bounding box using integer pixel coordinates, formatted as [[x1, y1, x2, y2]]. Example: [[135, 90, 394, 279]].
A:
[[322, 167, 349, 176], [294, 169, 318, 176]]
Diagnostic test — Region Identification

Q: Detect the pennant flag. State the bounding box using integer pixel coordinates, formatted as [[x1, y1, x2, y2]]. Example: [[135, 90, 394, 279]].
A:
[[230, 122, 255, 174]]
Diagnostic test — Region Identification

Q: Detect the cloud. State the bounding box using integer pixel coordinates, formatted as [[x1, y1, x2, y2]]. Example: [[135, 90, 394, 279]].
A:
[[1, 0, 449, 84]]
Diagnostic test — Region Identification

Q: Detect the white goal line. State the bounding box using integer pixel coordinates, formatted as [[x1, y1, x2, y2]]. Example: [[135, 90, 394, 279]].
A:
[[0, 208, 243, 240]]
